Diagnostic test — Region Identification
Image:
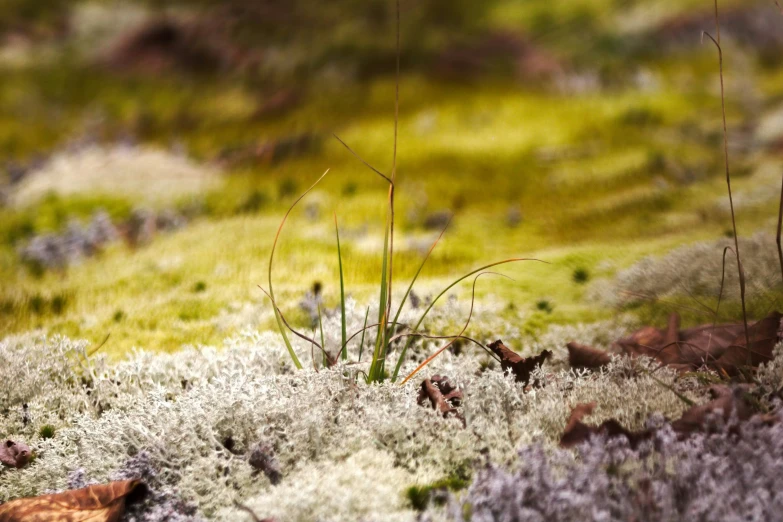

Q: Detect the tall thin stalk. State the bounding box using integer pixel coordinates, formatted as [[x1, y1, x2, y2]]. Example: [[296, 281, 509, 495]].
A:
[[703, 0, 750, 358]]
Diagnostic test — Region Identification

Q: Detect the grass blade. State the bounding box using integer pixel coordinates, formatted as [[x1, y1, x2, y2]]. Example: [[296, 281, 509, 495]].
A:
[[335, 214, 347, 360], [258, 284, 330, 362], [268, 169, 329, 369], [358, 306, 369, 362], [390, 257, 547, 382], [369, 214, 391, 382], [400, 272, 511, 385], [318, 303, 327, 367], [390, 216, 452, 338]]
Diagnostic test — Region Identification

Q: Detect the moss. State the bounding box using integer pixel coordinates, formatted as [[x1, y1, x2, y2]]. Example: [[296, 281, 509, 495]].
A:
[[573, 267, 590, 284], [38, 424, 55, 439], [406, 474, 471, 511], [536, 299, 554, 314]]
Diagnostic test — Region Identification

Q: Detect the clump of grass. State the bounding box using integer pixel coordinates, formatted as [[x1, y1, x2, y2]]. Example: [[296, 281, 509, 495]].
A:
[[193, 281, 207, 293], [261, 0, 543, 384]]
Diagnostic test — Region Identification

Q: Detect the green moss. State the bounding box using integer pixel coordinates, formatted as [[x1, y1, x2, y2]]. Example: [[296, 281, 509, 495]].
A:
[[38, 424, 56, 439], [573, 267, 590, 284], [406, 474, 471, 511], [536, 299, 554, 314]]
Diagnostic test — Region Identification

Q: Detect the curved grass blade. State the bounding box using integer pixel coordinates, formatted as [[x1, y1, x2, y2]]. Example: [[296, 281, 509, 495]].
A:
[[258, 284, 331, 363], [400, 272, 511, 385], [268, 169, 329, 369], [334, 214, 347, 360], [390, 257, 547, 382], [390, 216, 452, 341]]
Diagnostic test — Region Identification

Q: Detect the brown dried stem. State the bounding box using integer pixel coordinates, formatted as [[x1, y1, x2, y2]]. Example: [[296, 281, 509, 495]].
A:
[[702, 0, 750, 361]]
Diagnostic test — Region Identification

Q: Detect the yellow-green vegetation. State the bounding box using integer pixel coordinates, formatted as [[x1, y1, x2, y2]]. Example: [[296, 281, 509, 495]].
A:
[[1, 0, 782, 356]]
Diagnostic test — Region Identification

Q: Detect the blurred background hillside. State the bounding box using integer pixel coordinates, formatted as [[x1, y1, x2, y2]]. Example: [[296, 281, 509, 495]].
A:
[[1, 0, 782, 354]]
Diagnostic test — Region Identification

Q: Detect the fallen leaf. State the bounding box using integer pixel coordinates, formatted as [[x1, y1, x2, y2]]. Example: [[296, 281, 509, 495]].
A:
[[560, 402, 653, 449], [0, 440, 31, 469], [566, 342, 612, 370], [0, 480, 144, 522], [417, 375, 464, 425], [671, 385, 756, 435], [560, 386, 771, 448], [713, 312, 783, 375], [488, 339, 551, 385], [572, 312, 782, 375]]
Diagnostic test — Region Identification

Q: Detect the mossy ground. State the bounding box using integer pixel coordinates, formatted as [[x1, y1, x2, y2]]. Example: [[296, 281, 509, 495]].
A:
[[1, 0, 781, 356]]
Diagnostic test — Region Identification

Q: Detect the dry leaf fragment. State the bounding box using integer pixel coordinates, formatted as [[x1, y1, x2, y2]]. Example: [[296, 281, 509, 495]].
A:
[[417, 375, 464, 425], [0, 440, 31, 469], [566, 342, 611, 370], [0, 479, 144, 522], [488, 339, 551, 385]]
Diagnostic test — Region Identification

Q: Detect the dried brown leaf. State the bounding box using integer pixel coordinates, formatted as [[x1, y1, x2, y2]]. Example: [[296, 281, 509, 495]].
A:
[[713, 311, 783, 376], [671, 385, 756, 435], [609, 311, 782, 374], [560, 402, 653, 449], [417, 375, 464, 426], [0, 480, 144, 522], [566, 342, 611, 370], [488, 339, 551, 385]]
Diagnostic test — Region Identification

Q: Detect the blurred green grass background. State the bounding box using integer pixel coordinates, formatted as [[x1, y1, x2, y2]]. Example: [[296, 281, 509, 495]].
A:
[[1, 0, 781, 355]]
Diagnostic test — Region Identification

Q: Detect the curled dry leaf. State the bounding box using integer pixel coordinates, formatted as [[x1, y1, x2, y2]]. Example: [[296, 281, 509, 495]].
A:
[[417, 375, 465, 426], [488, 339, 551, 385], [0, 440, 31, 469], [566, 342, 612, 370], [0, 479, 144, 522]]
